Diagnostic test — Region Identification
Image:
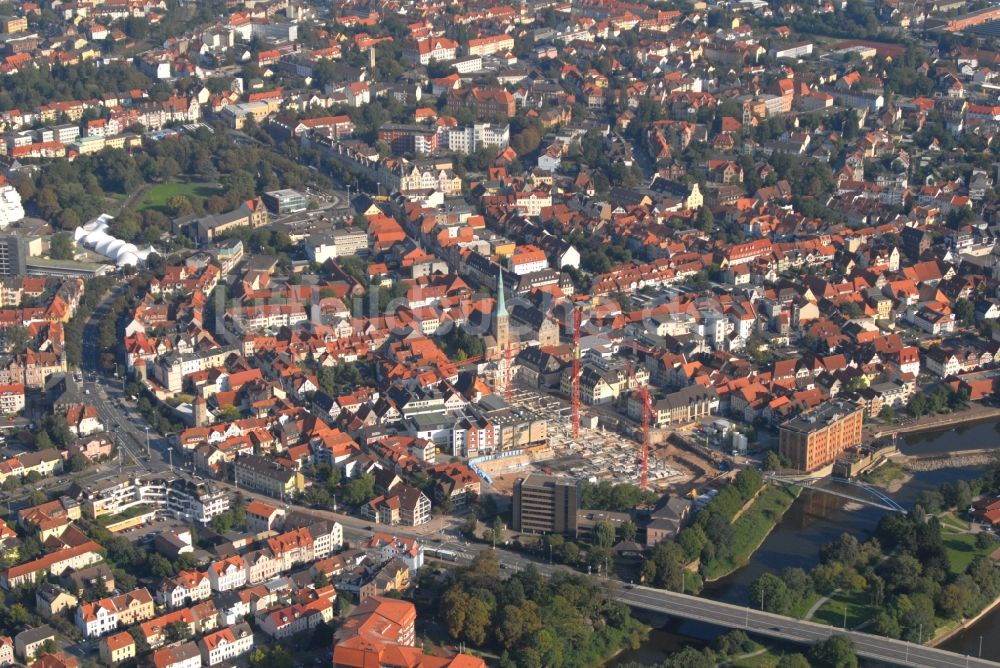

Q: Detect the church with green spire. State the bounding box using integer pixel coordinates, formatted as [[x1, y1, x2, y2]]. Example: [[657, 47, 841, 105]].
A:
[[493, 267, 510, 354]]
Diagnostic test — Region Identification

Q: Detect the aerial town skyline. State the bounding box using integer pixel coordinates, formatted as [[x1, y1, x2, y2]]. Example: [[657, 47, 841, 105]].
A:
[[0, 0, 999, 666]]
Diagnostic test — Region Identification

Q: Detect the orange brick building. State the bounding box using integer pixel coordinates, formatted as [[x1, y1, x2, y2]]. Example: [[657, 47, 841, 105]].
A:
[[778, 400, 864, 472]]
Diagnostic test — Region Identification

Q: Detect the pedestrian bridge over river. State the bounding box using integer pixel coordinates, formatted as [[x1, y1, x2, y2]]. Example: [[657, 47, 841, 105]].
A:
[[767, 473, 907, 513]]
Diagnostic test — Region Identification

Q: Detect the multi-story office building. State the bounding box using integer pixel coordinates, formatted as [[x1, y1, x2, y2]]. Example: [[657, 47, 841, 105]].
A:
[[0, 236, 25, 276], [778, 400, 864, 472], [263, 189, 308, 215], [512, 474, 578, 534]]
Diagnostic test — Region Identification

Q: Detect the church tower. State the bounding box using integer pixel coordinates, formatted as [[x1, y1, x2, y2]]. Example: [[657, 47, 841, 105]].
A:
[[494, 267, 509, 354], [193, 395, 208, 428]]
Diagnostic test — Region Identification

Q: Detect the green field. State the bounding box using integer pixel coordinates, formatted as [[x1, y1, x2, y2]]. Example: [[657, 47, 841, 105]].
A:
[[813, 589, 876, 629], [942, 530, 995, 575], [136, 181, 221, 213]]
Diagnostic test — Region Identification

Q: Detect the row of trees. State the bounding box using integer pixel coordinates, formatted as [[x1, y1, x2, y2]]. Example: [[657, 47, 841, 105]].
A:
[[618, 633, 856, 668], [640, 468, 766, 588], [579, 481, 659, 512], [906, 383, 969, 418]]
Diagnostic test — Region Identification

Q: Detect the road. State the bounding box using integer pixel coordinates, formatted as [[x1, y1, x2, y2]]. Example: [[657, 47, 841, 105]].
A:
[[617, 585, 999, 668], [79, 285, 171, 475]]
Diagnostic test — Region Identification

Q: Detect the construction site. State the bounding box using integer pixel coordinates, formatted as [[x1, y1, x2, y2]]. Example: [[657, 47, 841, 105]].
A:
[[479, 305, 723, 495], [489, 384, 721, 493]]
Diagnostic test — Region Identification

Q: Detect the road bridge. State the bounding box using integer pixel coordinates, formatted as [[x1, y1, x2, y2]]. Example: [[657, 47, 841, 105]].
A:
[[619, 585, 996, 668]]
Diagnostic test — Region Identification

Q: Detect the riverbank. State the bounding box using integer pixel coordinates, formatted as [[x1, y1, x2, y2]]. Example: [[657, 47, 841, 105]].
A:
[[931, 592, 1000, 648], [872, 405, 1000, 439], [702, 485, 800, 582], [903, 453, 994, 471]]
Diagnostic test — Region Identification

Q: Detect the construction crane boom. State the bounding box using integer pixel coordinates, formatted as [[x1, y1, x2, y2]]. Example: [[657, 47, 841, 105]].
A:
[[623, 359, 651, 491], [571, 307, 581, 440]]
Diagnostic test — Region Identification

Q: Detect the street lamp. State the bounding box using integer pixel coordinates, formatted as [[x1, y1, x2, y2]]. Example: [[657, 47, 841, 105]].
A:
[[167, 447, 174, 471], [980, 636, 984, 658], [145, 426, 150, 458]]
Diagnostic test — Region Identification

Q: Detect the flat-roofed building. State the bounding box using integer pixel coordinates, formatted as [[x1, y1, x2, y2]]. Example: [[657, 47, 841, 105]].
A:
[[512, 474, 578, 534], [778, 399, 864, 472]]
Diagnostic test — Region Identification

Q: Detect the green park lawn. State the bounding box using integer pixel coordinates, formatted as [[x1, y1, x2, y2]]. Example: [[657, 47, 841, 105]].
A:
[[136, 181, 221, 213], [788, 590, 822, 619], [938, 511, 970, 532], [813, 588, 877, 629], [942, 529, 995, 576]]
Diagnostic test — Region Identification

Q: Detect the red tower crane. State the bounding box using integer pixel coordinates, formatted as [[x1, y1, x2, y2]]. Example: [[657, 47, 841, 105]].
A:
[[571, 306, 581, 440], [623, 360, 652, 490]]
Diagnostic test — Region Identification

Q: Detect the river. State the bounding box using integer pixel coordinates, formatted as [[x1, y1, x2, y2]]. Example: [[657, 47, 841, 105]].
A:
[[609, 420, 1000, 666]]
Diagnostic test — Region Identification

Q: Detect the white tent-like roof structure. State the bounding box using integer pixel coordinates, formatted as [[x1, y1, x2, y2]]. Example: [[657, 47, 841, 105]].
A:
[[73, 214, 155, 267]]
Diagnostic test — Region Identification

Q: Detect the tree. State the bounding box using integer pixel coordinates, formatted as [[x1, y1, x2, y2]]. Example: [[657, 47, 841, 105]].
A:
[[762, 450, 783, 471], [937, 582, 973, 619], [750, 572, 792, 614], [496, 602, 542, 650], [491, 516, 506, 545], [821, 533, 861, 568], [463, 597, 493, 645], [733, 468, 763, 499], [955, 298, 976, 327], [166, 195, 194, 217], [915, 490, 944, 515], [34, 431, 53, 451], [165, 621, 190, 642], [461, 515, 478, 538], [56, 208, 80, 231], [593, 520, 616, 549], [777, 654, 812, 668], [469, 549, 500, 578], [343, 473, 375, 506], [871, 610, 901, 639], [697, 206, 714, 233], [977, 531, 994, 551], [68, 453, 89, 472], [621, 520, 638, 542], [907, 392, 929, 418], [810, 635, 858, 668], [49, 232, 74, 259], [561, 541, 581, 564]]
